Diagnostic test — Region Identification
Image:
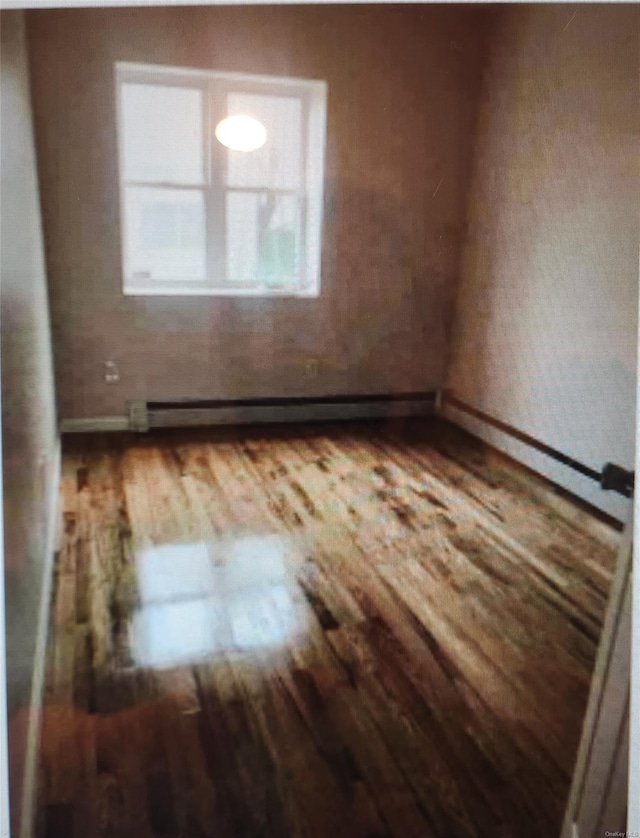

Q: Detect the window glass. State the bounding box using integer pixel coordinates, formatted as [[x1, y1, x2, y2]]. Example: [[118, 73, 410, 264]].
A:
[[226, 191, 301, 287], [121, 83, 204, 184], [124, 186, 206, 281], [225, 92, 303, 191], [225, 191, 260, 284]]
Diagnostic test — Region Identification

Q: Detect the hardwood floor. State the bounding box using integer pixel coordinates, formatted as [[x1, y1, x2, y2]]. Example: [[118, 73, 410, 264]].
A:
[[36, 417, 619, 838]]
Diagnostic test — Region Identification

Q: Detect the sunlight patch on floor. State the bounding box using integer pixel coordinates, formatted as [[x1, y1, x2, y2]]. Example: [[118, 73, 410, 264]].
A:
[[131, 535, 303, 668]]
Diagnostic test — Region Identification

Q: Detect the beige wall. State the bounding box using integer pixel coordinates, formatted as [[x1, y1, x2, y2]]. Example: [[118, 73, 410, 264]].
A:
[[1, 10, 59, 832], [26, 5, 490, 420], [445, 4, 639, 520]]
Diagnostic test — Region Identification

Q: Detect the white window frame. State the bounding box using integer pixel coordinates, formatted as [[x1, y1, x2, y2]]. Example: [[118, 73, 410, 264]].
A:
[[115, 62, 327, 297]]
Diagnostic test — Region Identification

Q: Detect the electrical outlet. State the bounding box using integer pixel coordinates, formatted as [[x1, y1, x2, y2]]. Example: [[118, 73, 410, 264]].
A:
[[305, 358, 319, 378], [104, 361, 120, 384]]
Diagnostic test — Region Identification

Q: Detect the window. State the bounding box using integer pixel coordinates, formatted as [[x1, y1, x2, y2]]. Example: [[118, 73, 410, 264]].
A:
[[115, 63, 327, 296]]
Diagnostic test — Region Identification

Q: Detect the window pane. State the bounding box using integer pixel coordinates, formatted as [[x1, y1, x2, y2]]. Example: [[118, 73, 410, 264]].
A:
[[226, 191, 301, 288], [120, 83, 204, 184], [226, 192, 259, 284], [225, 93, 303, 190], [124, 187, 206, 282]]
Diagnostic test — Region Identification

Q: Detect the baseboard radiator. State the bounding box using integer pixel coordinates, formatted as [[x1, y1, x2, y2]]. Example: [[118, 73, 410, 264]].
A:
[[127, 392, 437, 432]]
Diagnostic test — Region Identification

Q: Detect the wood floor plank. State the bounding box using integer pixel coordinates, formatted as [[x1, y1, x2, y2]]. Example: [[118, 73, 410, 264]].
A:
[[36, 417, 619, 837]]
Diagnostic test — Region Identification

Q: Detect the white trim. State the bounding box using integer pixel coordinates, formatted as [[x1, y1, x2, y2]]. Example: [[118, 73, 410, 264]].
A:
[[122, 285, 319, 298], [0, 359, 11, 838], [561, 520, 632, 837], [61, 416, 129, 433], [60, 400, 436, 435], [629, 274, 640, 834], [19, 437, 61, 838], [0, 0, 495, 6], [115, 60, 326, 89]]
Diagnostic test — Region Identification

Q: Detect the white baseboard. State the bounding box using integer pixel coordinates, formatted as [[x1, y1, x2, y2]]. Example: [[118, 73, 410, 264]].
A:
[[60, 399, 437, 435], [61, 416, 129, 433], [440, 400, 630, 523], [20, 436, 62, 838]]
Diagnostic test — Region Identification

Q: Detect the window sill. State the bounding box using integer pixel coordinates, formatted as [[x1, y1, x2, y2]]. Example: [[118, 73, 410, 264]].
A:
[[123, 285, 320, 298]]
